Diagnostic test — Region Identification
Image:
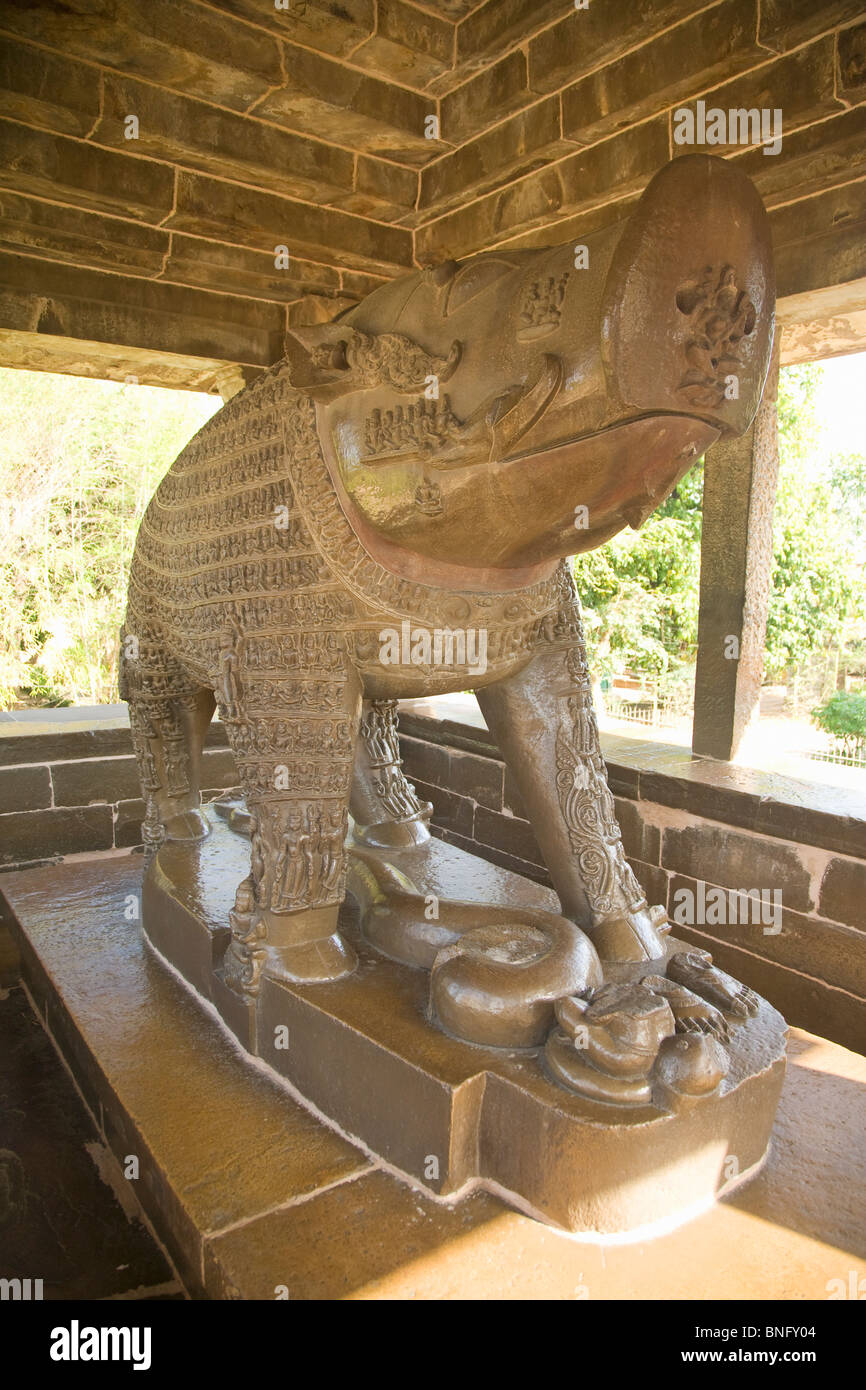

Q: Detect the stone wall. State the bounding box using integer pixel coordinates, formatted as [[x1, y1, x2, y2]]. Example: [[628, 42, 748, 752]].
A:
[[396, 705, 866, 1056], [0, 711, 238, 871]]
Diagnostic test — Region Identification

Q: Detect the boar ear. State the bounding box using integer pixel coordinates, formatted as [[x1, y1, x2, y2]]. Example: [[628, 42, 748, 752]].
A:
[[283, 322, 356, 400], [443, 257, 519, 317]]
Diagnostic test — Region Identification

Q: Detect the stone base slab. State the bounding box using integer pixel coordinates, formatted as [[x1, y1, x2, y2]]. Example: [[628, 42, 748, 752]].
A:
[[2, 850, 865, 1299], [144, 817, 786, 1234]]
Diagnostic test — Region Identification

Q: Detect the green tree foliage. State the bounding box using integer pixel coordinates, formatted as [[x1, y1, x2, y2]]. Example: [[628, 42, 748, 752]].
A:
[[812, 690, 866, 750], [765, 365, 864, 681], [0, 369, 219, 707], [573, 458, 704, 686], [575, 360, 865, 702]]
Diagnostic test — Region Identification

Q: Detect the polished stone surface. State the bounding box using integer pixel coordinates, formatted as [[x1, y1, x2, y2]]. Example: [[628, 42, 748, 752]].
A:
[[0, 984, 177, 1300], [2, 850, 864, 1298]]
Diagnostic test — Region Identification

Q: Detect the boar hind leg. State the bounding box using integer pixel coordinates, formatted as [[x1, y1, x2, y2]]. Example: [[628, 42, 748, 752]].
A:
[[476, 639, 668, 964], [222, 669, 362, 989], [122, 628, 214, 848], [349, 699, 432, 847]]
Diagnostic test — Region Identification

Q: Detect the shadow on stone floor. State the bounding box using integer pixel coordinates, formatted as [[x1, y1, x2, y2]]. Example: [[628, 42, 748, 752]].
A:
[[0, 985, 183, 1300]]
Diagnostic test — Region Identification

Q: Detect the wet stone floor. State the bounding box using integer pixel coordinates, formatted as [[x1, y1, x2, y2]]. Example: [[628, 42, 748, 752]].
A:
[[0, 984, 182, 1300]]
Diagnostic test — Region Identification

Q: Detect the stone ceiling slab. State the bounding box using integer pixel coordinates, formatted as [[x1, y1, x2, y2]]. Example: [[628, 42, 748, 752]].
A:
[[0, 0, 862, 376]]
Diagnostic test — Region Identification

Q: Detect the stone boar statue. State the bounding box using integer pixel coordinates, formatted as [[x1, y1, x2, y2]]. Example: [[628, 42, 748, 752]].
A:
[[121, 154, 775, 999]]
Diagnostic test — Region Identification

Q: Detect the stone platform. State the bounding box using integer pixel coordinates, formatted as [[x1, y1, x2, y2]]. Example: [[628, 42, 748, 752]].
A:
[[143, 816, 787, 1234], [2, 848, 865, 1298]]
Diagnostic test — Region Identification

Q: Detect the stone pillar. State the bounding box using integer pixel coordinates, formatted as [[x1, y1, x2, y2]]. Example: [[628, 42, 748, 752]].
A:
[[692, 336, 781, 760]]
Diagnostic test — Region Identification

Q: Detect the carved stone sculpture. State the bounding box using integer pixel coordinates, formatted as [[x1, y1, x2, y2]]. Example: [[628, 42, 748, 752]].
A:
[[121, 155, 786, 1233]]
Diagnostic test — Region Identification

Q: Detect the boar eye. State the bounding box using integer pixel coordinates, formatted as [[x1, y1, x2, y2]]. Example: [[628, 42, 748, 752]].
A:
[[443, 258, 516, 317]]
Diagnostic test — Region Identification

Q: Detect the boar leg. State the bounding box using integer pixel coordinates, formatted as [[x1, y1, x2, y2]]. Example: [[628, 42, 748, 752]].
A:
[[476, 640, 668, 964], [222, 668, 363, 988], [349, 699, 432, 847], [121, 619, 214, 847]]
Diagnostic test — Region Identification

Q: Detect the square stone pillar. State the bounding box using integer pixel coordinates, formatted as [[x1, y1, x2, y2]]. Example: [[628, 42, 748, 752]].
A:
[[692, 337, 781, 760]]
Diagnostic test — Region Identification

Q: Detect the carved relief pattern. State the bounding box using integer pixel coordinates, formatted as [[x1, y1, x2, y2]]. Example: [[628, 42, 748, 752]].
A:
[[675, 263, 756, 408], [518, 271, 570, 339], [339, 331, 459, 392], [359, 700, 427, 822], [554, 641, 646, 921], [363, 396, 461, 459], [123, 355, 591, 961]]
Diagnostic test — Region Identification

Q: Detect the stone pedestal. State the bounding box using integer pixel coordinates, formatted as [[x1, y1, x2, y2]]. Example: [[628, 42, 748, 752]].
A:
[[139, 815, 784, 1235], [6, 846, 866, 1301]]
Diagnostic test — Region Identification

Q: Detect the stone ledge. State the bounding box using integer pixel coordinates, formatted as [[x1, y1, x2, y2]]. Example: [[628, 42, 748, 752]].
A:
[[396, 701, 866, 862]]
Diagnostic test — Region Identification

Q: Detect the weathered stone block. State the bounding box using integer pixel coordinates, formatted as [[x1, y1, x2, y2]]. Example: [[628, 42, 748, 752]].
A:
[[759, 0, 865, 54], [448, 750, 504, 811], [0, 0, 283, 111], [398, 734, 450, 788], [0, 122, 175, 223], [671, 872, 866, 995], [352, 0, 456, 89], [0, 38, 100, 136], [474, 806, 543, 866], [819, 857, 866, 930], [457, 0, 566, 68], [661, 823, 814, 914], [95, 76, 355, 207], [254, 44, 435, 165], [437, 825, 550, 888], [114, 798, 145, 849], [527, 0, 707, 97], [199, 0, 375, 58], [167, 172, 413, 275], [200, 747, 240, 788], [339, 267, 391, 300], [0, 253, 288, 368], [614, 797, 661, 866], [771, 177, 866, 298], [413, 777, 474, 838], [562, 0, 765, 147], [162, 235, 341, 303], [492, 193, 635, 255], [420, 97, 564, 217], [441, 50, 530, 144], [0, 194, 167, 278], [838, 20, 866, 104], [733, 103, 866, 209], [629, 859, 670, 910], [0, 723, 133, 767], [51, 757, 142, 808], [415, 117, 667, 261], [0, 763, 51, 813], [670, 38, 844, 160], [204, 1169, 503, 1300], [0, 806, 113, 865], [338, 154, 419, 223]]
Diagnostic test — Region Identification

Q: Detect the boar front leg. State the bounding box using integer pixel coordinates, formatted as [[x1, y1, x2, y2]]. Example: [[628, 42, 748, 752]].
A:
[[223, 666, 363, 989], [477, 639, 668, 964]]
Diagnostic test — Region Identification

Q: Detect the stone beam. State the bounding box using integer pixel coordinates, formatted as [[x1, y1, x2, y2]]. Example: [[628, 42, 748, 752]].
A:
[[0, 328, 257, 394], [778, 274, 866, 363], [692, 337, 782, 761], [0, 253, 288, 373]]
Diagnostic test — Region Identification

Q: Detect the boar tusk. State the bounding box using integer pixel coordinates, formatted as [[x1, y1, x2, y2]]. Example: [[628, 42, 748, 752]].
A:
[[491, 353, 563, 458]]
